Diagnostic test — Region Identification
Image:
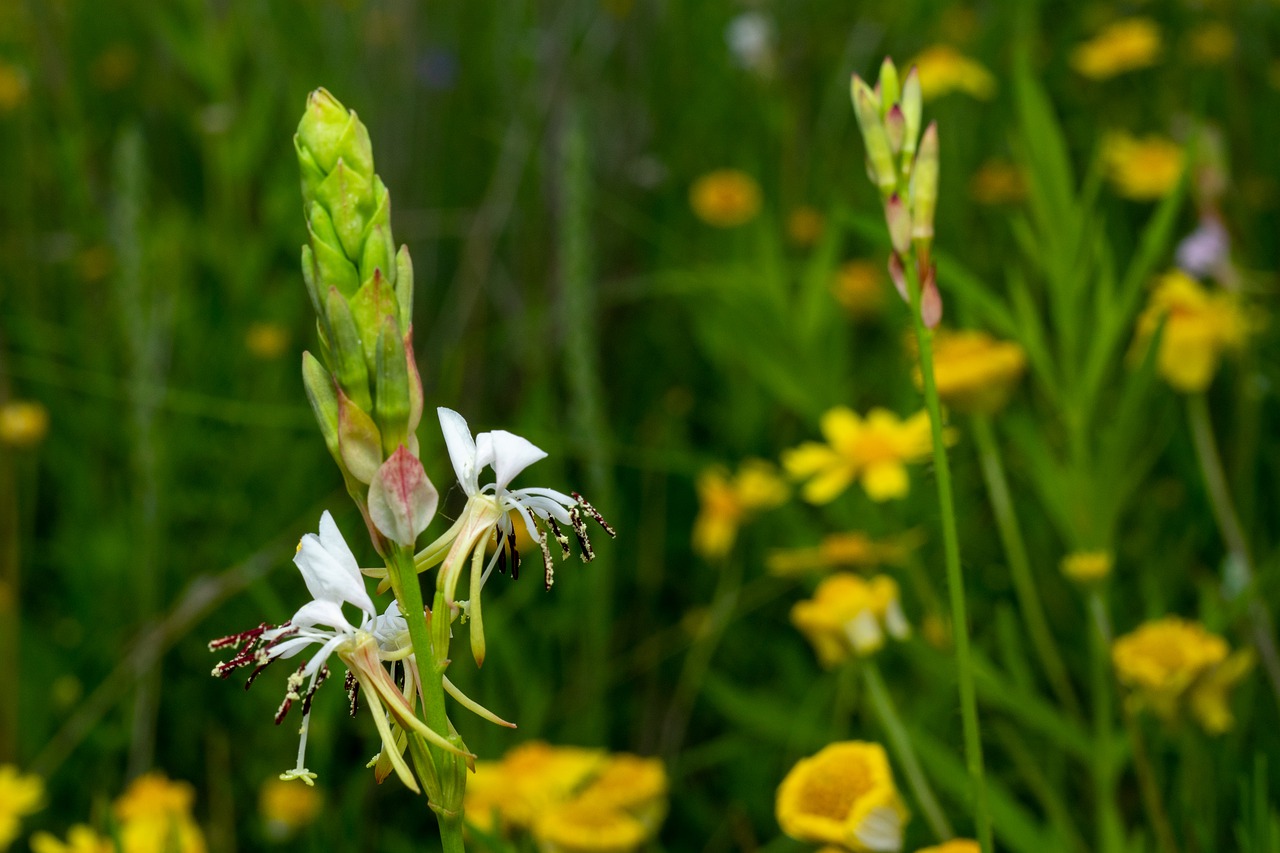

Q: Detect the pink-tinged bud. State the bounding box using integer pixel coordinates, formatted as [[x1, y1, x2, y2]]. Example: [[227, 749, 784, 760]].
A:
[[368, 446, 439, 547], [900, 67, 922, 164], [337, 389, 383, 484], [921, 264, 943, 328], [885, 104, 906, 155], [888, 254, 909, 303], [910, 121, 939, 245], [885, 194, 912, 255], [851, 76, 897, 193], [878, 57, 901, 114]]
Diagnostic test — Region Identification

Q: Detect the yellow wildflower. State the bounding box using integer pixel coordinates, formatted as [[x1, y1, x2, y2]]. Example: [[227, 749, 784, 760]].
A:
[[1113, 617, 1252, 734], [1060, 550, 1113, 584], [787, 206, 825, 247], [1071, 18, 1162, 80], [1186, 22, 1235, 66], [0, 765, 42, 850], [0, 401, 49, 448], [259, 778, 322, 840], [689, 169, 761, 228], [775, 741, 908, 851], [918, 330, 1026, 415], [1133, 270, 1249, 392], [910, 45, 996, 101], [532, 802, 648, 853], [499, 742, 609, 830], [463, 761, 509, 835], [791, 573, 910, 667], [767, 531, 916, 577], [572, 755, 668, 833], [915, 842, 980, 853], [782, 407, 937, 503], [245, 322, 292, 360], [692, 459, 788, 559], [832, 260, 887, 321], [1102, 132, 1184, 200], [113, 772, 206, 853], [969, 160, 1026, 206], [0, 62, 28, 112], [29, 827, 113, 853]]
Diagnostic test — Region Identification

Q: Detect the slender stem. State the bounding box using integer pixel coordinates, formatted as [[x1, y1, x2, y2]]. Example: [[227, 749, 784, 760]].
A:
[[1186, 394, 1280, 710], [1121, 705, 1180, 853], [903, 258, 991, 852], [971, 415, 1081, 718], [861, 660, 954, 841], [388, 546, 467, 853], [1088, 592, 1123, 853]]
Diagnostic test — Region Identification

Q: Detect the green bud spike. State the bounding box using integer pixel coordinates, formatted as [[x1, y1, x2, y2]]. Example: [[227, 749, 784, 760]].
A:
[[851, 76, 897, 194], [350, 269, 399, 369], [315, 161, 377, 261], [360, 224, 395, 293], [300, 245, 323, 320], [877, 57, 900, 114], [301, 351, 342, 465], [337, 388, 384, 484], [296, 88, 373, 183], [394, 246, 414, 335], [325, 286, 373, 412], [294, 136, 326, 213], [909, 121, 939, 247], [375, 316, 411, 456], [307, 204, 360, 297], [900, 67, 923, 168]]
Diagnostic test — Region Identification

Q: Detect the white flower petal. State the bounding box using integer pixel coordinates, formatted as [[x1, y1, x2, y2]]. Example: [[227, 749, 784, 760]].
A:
[[290, 599, 354, 632], [295, 535, 376, 617], [317, 511, 360, 583], [438, 407, 479, 494], [487, 429, 547, 489]]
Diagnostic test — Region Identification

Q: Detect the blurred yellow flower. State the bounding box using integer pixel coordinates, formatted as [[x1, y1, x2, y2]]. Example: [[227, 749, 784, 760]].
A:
[[969, 159, 1026, 206], [1071, 18, 1162, 80], [245, 322, 292, 360], [1113, 617, 1252, 734], [91, 44, 138, 90], [0, 62, 28, 112], [259, 778, 322, 840], [775, 741, 907, 851], [692, 459, 788, 559], [0, 401, 49, 448], [465, 744, 668, 851], [787, 206, 825, 247], [0, 765, 42, 850], [689, 169, 762, 227], [113, 772, 206, 853], [910, 45, 996, 101], [1102, 132, 1184, 200], [767, 531, 916, 577], [1060, 550, 1113, 584], [791, 573, 910, 666], [832, 260, 888, 321], [918, 330, 1026, 414], [1186, 22, 1235, 66], [29, 827, 112, 853], [1133, 270, 1250, 392], [915, 842, 979, 853], [782, 407, 937, 503]]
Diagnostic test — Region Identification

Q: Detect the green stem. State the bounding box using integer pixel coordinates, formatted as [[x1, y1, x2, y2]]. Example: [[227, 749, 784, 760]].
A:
[[1121, 705, 1180, 853], [971, 415, 1081, 718], [903, 258, 991, 852], [1088, 592, 1123, 853], [388, 546, 467, 853], [1185, 394, 1280, 711], [861, 660, 954, 841]]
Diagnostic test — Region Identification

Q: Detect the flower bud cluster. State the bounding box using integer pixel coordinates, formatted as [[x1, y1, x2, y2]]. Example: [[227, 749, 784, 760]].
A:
[[851, 58, 942, 327], [294, 89, 430, 555]]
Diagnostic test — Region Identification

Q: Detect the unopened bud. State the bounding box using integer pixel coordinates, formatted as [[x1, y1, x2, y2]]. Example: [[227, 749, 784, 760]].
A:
[[374, 316, 411, 456], [885, 104, 905, 155], [851, 76, 897, 193], [910, 122, 939, 246], [337, 389, 383, 484], [877, 57, 900, 114], [921, 264, 943, 329], [301, 351, 341, 465], [368, 446, 438, 548], [324, 286, 373, 412], [296, 89, 373, 182], [884, 194, 912, 256], [887, 254, 909, 303], [900, 67, 922, 166]]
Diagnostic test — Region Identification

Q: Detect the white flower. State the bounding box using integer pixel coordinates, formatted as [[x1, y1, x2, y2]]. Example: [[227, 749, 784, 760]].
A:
[[725, 12, 775, 76], [430, 408, 615, 666], [211, 511, 471, 790]]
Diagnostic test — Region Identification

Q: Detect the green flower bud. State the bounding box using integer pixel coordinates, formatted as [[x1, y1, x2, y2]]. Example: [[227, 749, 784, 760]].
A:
[[877, 57, 900, 115], [360, 224, 396, 295], [900, 67, 922, 169], [324, 286, 373, 412], [301, 351, 342, 465], [851, 75, 897, 195], [394, 246, 414, 336], [307, 203, 360, 297], [296, 88, 373, 184], [349, 269, 399, 369], [375, 316, 411, 456], [314, 162, 377, 261], [909, 121, 939, 248], [337, 388, 383, 484]]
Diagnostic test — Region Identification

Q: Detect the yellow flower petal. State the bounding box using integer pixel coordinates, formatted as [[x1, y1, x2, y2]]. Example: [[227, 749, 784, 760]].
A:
[[861, 462, 910, 502]]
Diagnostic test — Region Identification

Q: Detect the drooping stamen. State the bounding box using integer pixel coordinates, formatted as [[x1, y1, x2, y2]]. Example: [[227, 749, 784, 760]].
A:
[[568, 506, 595, 564], [275, 663, 307, 725], [496, 540, 507, 575], [547, 518, 572, 560], [542, 527, 558, 589], [507, 529, 521, 580], [208, 622, 271, 652], [572, 492, 617, 539], [345, 671, 360, 717], [244, 660, 273, 691]]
